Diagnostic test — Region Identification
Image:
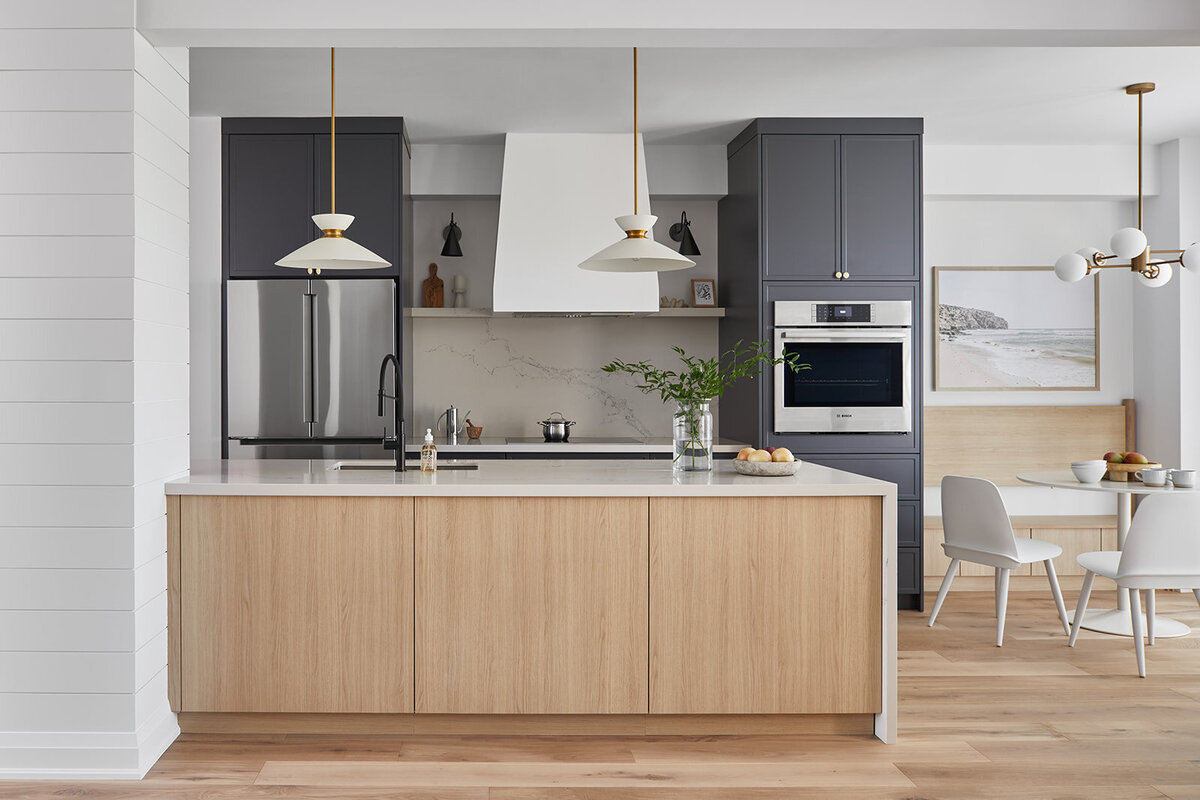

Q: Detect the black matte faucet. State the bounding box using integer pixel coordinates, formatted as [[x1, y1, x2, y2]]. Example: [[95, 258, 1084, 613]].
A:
[[377, 354, 406, 472]]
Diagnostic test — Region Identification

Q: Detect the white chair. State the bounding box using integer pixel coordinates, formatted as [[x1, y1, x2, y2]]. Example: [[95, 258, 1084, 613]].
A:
[[928, 476, 1071, 646], [1068, 493, 1200, 677]]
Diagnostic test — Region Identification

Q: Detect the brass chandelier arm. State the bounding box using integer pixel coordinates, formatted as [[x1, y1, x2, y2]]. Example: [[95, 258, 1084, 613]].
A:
[[632, 47, 638, 217]]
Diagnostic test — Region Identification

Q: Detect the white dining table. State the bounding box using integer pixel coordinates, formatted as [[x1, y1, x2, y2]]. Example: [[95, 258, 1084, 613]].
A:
[[1017, 470, 1195, 638]]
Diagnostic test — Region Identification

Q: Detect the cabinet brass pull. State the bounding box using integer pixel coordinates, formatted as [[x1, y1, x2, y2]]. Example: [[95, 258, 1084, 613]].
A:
[[842, 271, 850, 279], [834, 271, 843, 279]]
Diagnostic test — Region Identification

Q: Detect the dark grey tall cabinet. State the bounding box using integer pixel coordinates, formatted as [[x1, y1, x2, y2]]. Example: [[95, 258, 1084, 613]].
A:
[[718, 118, 925, 610]]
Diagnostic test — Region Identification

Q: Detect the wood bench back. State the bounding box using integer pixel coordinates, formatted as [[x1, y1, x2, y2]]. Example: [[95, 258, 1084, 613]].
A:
[[923, 400, 1134, 487]]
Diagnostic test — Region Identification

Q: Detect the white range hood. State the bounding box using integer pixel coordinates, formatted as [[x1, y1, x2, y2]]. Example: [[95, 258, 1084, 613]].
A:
[[493, 133, 659, 314]]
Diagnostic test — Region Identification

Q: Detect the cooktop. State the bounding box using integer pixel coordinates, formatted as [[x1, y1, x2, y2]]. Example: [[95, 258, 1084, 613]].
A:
[[504, 436, 642, 444]]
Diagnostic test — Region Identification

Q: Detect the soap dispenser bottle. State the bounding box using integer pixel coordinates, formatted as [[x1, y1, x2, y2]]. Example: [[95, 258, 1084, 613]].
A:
[[420, 428, 437, 473]]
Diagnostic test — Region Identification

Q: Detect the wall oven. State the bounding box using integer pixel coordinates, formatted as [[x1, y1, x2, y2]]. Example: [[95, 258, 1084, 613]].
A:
[[773, 300, 912, 434]]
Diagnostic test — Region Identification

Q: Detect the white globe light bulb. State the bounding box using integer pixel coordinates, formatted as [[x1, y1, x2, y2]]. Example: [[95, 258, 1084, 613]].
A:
[[1137, 262, 1173, 288], [1181, 242, 1200, 270], [1054, 252, 1088, 283], [1075, 247, 1102, 264], [1110, 227, 1148, 260]]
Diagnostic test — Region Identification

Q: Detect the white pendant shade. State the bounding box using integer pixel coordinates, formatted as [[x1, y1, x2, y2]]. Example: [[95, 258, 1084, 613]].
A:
[[579, 215, 696, 273], [1137, 262, 1172, 288], [276, 214, 391, 271], [1053, 252, 1089, 283]]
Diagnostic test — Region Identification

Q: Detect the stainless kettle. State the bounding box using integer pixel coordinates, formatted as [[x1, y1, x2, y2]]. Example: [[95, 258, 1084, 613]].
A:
[[436, 405, 471, 442]]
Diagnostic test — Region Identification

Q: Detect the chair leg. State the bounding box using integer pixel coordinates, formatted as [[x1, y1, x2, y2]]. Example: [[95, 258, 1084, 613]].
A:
[[1193, 588, 1200, 608], [1145, 589, 1155, 646], [1044, 559, 1070, 635], [995, 567, 1011, 647], [1069, 570, 1096, 647], [1130, 586, 1146, 678], [928, 559, 960, 627], [994, 570, 1001, 616]]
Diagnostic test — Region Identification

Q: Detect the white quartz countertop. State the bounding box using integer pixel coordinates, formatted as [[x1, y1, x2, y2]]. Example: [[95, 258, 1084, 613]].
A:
[[166, 459, 897, 498], [401, 437, 749, 454]]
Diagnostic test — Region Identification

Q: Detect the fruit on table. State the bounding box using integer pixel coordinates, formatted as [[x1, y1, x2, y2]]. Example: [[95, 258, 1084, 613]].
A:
[[747, 449, 773, 463], [765, 446, 777, 454], [736, 446, 756, 462], [771, 447, 795, 463], [1103, 451, 1123, 463], [1123, 452, 1150, 464]]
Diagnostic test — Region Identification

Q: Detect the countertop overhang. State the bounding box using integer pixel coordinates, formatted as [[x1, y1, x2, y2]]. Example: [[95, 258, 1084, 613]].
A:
[[166, 459, 898, 499]]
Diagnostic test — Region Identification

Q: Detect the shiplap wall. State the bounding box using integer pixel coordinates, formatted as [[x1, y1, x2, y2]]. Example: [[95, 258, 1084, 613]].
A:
[[0, 5, 187, 779]]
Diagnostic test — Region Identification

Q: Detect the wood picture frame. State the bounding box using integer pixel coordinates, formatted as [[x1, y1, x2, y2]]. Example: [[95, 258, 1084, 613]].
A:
[[932, 266, 1100, 391], [690, 278, 716, 308]]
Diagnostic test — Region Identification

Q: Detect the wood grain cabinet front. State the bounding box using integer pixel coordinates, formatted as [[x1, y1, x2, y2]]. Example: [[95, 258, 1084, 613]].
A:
[[414, 497, 649, 715], [177, 496, 414, 713], [649, 496, 882, 714]]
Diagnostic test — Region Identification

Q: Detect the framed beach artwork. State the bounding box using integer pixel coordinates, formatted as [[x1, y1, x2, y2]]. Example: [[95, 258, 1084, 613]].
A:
[[933, 267, 1099, 391]]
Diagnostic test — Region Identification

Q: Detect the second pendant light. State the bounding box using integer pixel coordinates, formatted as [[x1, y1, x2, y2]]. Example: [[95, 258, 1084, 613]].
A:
[[578, 48, 695, 274]]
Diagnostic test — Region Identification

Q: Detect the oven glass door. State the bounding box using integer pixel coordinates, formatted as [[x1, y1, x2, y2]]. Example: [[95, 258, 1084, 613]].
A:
[[774, 328, 911, 433]]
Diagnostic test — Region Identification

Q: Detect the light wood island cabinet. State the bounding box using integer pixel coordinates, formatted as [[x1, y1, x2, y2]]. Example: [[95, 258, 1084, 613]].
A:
[[166, 459, 896, 740]]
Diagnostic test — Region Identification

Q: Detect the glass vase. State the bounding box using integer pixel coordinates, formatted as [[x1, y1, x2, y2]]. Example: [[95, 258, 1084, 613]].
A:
[[673, 401, 713, 472]]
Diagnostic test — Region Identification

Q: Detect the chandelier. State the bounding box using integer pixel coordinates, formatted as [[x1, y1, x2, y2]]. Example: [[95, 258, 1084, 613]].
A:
[[1054, 83, 1198, 288]]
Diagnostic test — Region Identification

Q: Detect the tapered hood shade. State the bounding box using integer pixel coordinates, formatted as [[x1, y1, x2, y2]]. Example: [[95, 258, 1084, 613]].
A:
[[578, 215, 695, 272], [276, 214, 391, 271], [276, 48, 391, 272]]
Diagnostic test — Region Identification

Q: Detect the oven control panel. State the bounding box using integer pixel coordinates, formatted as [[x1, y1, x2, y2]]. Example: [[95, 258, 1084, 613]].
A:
[[775, 300, 912, 328], [811, 303, 873, 323]]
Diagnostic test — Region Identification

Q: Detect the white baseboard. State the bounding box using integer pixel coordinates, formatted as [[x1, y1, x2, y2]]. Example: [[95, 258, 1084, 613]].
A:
[[0, 708, 179, 781]]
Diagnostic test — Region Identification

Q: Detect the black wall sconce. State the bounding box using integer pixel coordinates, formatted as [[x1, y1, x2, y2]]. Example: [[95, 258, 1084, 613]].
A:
[[441, 213, 463, 257], [668, 211, 701, 257]]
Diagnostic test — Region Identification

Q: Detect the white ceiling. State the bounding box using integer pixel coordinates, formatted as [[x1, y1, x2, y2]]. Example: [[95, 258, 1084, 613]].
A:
[[189, 46, 1200, 147]]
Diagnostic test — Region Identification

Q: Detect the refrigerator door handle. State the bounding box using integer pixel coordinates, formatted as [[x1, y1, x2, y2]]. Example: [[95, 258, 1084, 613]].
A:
[[302, 289, 316, 427]]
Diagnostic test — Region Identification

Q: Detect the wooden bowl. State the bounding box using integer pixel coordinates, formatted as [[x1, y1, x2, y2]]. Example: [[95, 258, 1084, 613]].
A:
[[732, 459, 800, 477], [1104, 462, 1162, 482]]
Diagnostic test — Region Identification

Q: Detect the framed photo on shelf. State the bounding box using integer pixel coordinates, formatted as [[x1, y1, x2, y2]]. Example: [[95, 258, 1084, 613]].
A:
[[690, 278, 717, 308], [932, 266, 1099, 391]]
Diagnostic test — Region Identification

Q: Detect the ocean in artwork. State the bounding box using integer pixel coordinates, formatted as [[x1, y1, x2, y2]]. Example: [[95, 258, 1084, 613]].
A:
[[939, 327, 1095, 389]]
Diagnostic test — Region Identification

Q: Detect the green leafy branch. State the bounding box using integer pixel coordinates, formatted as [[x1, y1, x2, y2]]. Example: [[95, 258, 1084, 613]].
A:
[[602, 340, 809, 406]]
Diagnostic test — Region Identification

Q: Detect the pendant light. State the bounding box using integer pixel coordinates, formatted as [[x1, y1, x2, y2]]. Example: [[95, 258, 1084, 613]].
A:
[[276, 48, 391, 273], [579, 48, 695, 273], [1054, 82, 1198, 288]]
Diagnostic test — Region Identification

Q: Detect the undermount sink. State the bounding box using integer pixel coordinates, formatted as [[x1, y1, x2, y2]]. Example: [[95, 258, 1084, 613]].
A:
[[329, 460, 479, 471]]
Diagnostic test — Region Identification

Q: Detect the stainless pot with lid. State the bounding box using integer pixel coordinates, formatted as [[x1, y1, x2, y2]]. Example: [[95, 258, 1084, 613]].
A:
[[536, 411, 576, 442]]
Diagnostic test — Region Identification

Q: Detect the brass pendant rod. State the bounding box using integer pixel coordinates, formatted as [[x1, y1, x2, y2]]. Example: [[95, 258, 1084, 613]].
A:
[[330, 47, 336, 215], [1136, 88, 1142, 230], [633, 46, 643, 215]]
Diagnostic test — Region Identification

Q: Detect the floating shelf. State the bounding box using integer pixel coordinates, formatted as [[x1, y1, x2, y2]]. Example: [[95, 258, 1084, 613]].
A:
[[407, 307, 725, 319]]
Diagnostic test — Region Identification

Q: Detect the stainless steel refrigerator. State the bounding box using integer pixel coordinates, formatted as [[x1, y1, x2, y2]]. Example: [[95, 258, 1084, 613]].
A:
[[225, 278, 397, 459]]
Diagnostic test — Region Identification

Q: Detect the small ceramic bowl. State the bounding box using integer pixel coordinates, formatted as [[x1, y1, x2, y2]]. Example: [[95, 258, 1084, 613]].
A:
[[1070, 460, 1107, 484], [733, 459, 800, 477]]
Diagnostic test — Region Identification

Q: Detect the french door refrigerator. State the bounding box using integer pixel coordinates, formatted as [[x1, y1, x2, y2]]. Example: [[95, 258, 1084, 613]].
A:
[[225, 278, 397, 459]]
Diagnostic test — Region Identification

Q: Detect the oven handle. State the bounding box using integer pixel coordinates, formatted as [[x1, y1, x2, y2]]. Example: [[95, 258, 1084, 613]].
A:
[[777, 328, 909, 341]]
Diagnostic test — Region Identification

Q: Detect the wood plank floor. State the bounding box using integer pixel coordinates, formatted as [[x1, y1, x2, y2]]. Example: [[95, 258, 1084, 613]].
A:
[[4, 585, 1200, 799]]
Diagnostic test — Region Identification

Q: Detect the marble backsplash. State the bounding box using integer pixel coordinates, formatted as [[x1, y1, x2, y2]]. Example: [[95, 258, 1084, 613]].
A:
[[411, 317, 721, 440]]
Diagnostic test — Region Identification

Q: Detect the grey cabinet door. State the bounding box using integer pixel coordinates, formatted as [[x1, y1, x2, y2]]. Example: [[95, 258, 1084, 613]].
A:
[[314, 133, 401, 276], [841, 135, 920, 280], [762, 135, 840, 280], [226, 134, 315, 278]]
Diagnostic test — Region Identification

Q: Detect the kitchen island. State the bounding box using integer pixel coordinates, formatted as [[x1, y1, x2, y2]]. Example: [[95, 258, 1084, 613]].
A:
[[165, 459, 897, 742]]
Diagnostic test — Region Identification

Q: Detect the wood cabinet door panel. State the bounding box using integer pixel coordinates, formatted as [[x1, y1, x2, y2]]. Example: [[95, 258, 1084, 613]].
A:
[[180, 496, 414, 713], [415, 497, 649, 714], [650, 496, 881, 714]]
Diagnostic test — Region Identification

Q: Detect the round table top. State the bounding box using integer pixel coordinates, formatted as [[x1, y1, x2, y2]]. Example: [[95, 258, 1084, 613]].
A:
[[1017, 470, 1198, 495]]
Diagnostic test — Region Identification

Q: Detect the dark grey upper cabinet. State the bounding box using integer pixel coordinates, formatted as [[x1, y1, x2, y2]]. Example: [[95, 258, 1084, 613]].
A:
[[225, 134, 315, 278], [841, 135, 920, 281], [762, 135, 840, 280], [223, 118, 408, 279], [314, 133, 402, 278]]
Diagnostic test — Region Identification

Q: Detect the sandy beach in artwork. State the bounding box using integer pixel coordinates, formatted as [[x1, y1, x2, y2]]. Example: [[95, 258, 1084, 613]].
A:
[[937, 339, 1037, 388], [937, 328, 1096, 390]]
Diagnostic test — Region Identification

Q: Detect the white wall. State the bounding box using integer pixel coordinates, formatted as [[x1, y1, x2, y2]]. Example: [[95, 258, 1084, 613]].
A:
[[923, 197, 1135, 516], [189, 117, 221, 460], [0, 14, 185, 779]]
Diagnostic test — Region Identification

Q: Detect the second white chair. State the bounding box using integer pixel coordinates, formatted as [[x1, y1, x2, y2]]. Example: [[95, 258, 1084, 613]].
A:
[[929, 475, 1071, 646], [1068, 493, 1200, 677]]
